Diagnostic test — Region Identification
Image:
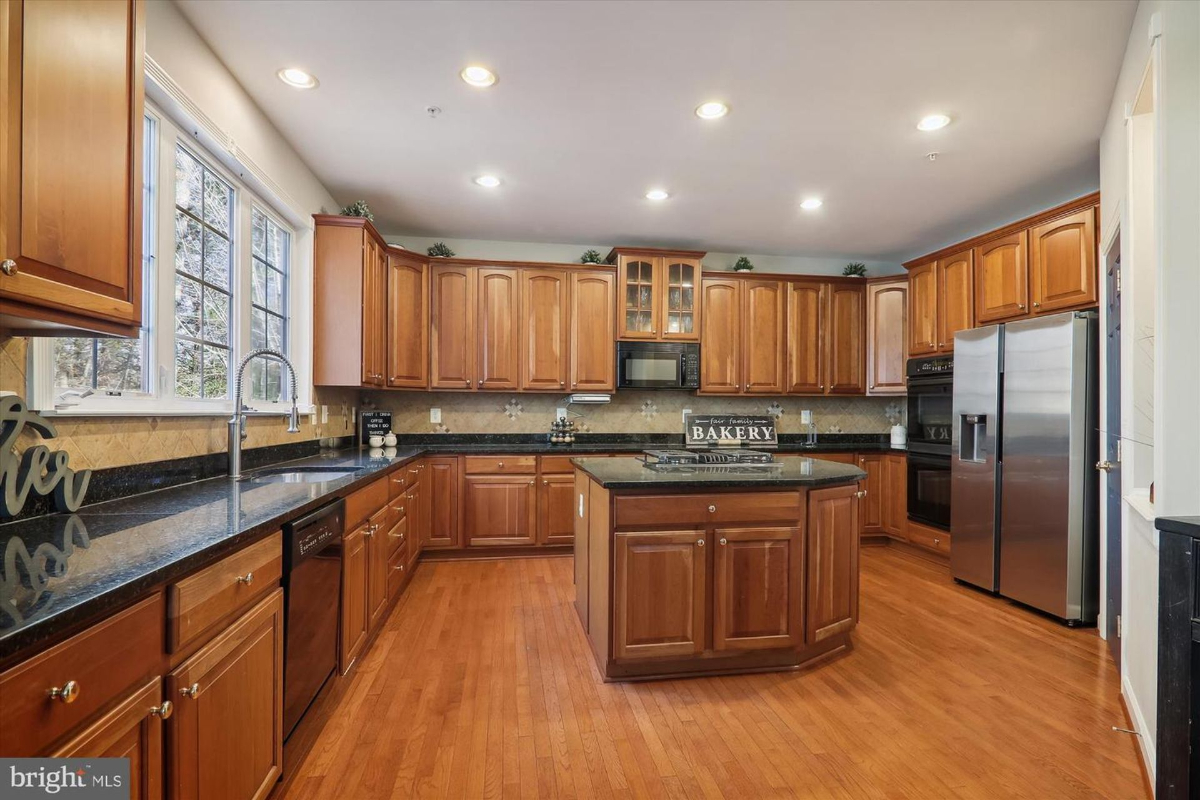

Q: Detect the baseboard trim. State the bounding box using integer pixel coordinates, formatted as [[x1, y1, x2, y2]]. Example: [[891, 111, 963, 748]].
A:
[[1121, 673, 1157, 795]]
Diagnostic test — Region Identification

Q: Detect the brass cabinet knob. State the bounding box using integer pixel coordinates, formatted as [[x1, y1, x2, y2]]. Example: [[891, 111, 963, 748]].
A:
[[397, 506, 405, 515], [497, 461, 504, 468], [696, 538, 705, 547], [1096, 460, 1115, 472], [1, 259, 16, 276], [855, 490, 867, 499], [48, 680, 80, 704], [933, 537, 942, 546], [1018, 303, 1026, 310], [543, 480, 549, 485], [560, 381, 565, 387], [393, 564, 405, 573], [150, 700, 174, 719], [529, 480, 535, 486], [707, 505, 717, 513], [236, 572, 254, 585], [1032, 302, 1041, 309], [719, 537, 728, 546], [180, 683, 200, 699]]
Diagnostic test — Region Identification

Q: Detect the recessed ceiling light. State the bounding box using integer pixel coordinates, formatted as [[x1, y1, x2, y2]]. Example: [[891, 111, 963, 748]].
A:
[[800, 197, 823, 211], [695, 101, 729, 120], [460, 65, 497, 88], [917, 114, 951, 131], [277, 67, 318, 89], [474, 175, 501, 188], [645, 189, 670, 201]]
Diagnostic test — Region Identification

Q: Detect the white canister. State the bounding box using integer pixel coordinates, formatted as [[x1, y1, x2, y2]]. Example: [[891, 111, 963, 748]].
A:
[[383, 432, 397, 447], [890, 425, 907, 448]]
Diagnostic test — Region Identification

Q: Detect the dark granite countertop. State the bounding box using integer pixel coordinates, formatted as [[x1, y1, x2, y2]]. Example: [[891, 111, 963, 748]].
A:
[[399, 432, 905, 455], [572, 456, 867, 490], [1157, 517, 1200, 539]]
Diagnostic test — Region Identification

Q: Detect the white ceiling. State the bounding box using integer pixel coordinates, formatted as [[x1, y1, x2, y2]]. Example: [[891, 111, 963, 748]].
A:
[[175, 0, 1135, 262]]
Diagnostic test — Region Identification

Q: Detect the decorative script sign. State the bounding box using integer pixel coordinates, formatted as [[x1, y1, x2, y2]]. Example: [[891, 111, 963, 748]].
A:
[[0, 394, 91, 517], [684, 414, 778, 448]]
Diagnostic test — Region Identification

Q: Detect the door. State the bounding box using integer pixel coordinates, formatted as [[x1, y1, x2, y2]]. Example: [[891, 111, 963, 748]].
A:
[[569, 270, 615, 391], [660, 258, 700, 340], [618, 255, 658, 339], [741, 279, 786, 393], [366, 507, 389, 628], [713, 526, 803, 651], [936, 251, 974, 352], [974, 232, 1029, 324], [424, 457, 460, 549], [699, 278, 741, 393], [520, 269, 569, 390], [613, 530, 706, 659], [1030, 208, 1097, 314], [907, 262, 937, 356], [882, 454, 907, 538], [806, 485, 859, 643], [430, 265, 476, 389], [867, 281, 907, 394], [0, 0, 145, 334], [168, 590, 284, 800], [827, 285, 866, 393], [539, 473, 575, 545], [1104, 253, 1121, 664], [53, 678, 165, 800], [857, 454, 883, 533], [386, 254, 428, 388], [477, 268, 519, 390], [786, 281, 825, 393], [463, 474, 536, 546], [339, 523, 369, 671], [360, 238, 385, 386]]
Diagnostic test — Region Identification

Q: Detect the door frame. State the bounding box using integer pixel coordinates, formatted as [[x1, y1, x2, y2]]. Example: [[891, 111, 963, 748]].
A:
[[1100, 222, 1122, 669]]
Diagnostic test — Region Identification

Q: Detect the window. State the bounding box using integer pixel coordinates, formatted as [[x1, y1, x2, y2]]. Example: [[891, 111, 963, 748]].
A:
[[249, 207, 290, 402]]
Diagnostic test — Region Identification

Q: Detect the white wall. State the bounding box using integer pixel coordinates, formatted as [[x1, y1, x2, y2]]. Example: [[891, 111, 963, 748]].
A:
[[1098, 0, 1200, 783]]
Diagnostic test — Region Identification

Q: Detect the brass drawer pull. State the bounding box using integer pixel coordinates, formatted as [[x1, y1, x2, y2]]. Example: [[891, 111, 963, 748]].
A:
[[150, 700, 174, 719], [180, 682, 200, 699], [497, 461, 504, 468], [48, 680, 80, 704], [236, 572, 254, 585]]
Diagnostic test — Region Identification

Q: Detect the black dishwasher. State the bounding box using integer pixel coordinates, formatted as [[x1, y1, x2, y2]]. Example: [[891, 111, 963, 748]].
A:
[[282, 498, 344, 741]]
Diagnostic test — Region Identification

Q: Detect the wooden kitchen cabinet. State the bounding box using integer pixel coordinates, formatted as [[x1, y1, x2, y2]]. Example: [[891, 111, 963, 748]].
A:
[[661, 256, 701, 339], [741, 279, 787, 394], [569, 270, 616, 391], [881, 453, 907, 539], [786, 281, 825, 393], [609, 248, 704, 341], [386, 251, 428, 388], [907, 262, 938, 356], [339, 522, 369, 673], [612, 530, 707, 659], [429, 264, 476, 389], [699, 277, 742, 393], [520, 269, 569, 391], [476, 268, 520, 390], [827, 285, 866, 393], [423, 457, 461, 549], [0, 0, 146, 336], [936, 250, 974, 352], [974, 232, 1027, 324], [1030, 207, 1097, 314], [361, 237, 387, 386], [366, 507, 390, 629], [857, 454, 884, 534], [806, 484, 859, 644], [713, 526, 803, 651], [463, 473, 537, 546], [168, 589, 283, 800], [866, 279, 907, 394], [539, 473, 576, 545]]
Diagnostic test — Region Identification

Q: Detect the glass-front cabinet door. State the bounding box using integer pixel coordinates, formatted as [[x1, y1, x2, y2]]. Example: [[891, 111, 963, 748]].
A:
[[621, 258, 658, 339], [612, 250, 705, 341], [661, 258, 700, 339]]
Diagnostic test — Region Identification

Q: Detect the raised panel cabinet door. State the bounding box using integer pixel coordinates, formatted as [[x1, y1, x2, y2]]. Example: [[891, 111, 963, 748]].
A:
[[618, 255, 659, 339], [857, 454, 883, 533], [477, 268, 520, 390], [569, 270, 616, 391], [339, 524, 369, 673], [1030, 207, 1097, 313], [973, 232, 1028, 324], [539, 473, 575, 545], [463, 474, 536, 546], [698, 278, 741, 393], [429, 265, 476, 389], [387, 254, 428, 388], [519, 268, 569, 390], [741, 279, 786, 394], [0, 0, 145, 334], [806, 484, 860, 644], [168, 590, 284, 800], [907, 262, 937, 356], [613, 530, 707, 660], [713, 526, 803, 651], [882, 454, 907, 538], [786, 281, 825, 393], [361, 238, 380, 385], [867, 281, 907, 394], [53, 678, 165, 800], [936, 251, 975, 352], [660, 258, 700, 340], [424, 457, 460, 549], [366, 507, 390, 629], [827, 285, 866, 394]]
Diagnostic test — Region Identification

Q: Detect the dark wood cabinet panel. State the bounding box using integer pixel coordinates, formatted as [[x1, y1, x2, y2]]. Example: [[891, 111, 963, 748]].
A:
[[386, 253, 428, 388], [339, 524, 369, 673], [699, 277, 741, 393], [1030, 208, 1097, 314], [539, 473, 575, 545], [907, 262, 937, 356], [463, 474, 536, 546], [612, 530, 707, 660], [430, 265, 476, 389], [476, 268, 520, 390], [806, 484, 859, 644], [741, 279, 786, 394], [974, 232, 1028, 324], [424, 457, 461, 549], [857, 454, 884, 533], [786, 281, 825, 393], [936, 251, 974, 352], [881, 454, 907, 538], [366, 507, 389, 629], [867, 280, 907, 394], [569, 270, 616, 391], [519, 268, 569, 391], [713, 526, 803, 651], [827, 285, 865, 394]]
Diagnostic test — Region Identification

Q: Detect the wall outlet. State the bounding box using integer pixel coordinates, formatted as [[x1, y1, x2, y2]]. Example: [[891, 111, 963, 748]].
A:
[[800, 409, 812, 425], [309, 411, 317, 426], [430, 407, 442, 424], [320, 405, 328, 424], [556, 407, 568, 419], [682, 407, 692, 423]]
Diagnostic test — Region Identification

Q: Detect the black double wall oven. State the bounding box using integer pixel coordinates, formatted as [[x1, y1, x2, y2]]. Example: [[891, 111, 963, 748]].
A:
[[906, 355, 953, 530]]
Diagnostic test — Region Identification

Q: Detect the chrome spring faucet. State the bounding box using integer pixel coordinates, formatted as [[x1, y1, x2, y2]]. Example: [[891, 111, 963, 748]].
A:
[[229, 349, 301, 479]]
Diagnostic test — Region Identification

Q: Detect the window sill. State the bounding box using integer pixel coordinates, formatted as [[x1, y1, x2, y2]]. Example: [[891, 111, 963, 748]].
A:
[[37, 404, 316, 418], [1124, 489, 1156, 523]]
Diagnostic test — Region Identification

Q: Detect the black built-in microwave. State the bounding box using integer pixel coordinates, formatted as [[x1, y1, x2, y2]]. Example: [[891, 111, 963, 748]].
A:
[[616, 342, 700, 390]]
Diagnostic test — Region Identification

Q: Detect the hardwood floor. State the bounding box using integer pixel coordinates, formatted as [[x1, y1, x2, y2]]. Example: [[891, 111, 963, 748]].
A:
[[278, 548, 1147, 799]]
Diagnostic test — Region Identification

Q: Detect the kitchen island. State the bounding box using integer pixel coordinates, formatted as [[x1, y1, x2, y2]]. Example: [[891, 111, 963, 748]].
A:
[[572, 456, 866, 681]]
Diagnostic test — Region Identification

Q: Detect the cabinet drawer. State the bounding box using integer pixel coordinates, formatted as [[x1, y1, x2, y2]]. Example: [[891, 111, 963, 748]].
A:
[[539, 455, 577, 474], [388, 542, 410, 599], [389, 463, 422, 499], [463, 455, 536, 474], [386, 514, 410, 558], [388, 491, 409, 526], [168, 532, 282, 651], [614, 492, 803, 528], [346, 477, 389, 529], [907, 523, 951, 554], [0, 593, 165, 756]]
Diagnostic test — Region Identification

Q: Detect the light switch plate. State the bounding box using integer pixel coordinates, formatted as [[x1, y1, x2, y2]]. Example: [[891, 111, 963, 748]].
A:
[[556, 407, 568, 419], [800, 409, 812, 425], [320, 405, 328, 424], [430, 407, 442, 424]]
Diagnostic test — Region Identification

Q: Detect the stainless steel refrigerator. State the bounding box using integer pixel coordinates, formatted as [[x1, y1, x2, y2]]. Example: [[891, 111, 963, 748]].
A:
[[950, 311, 1099, 624]]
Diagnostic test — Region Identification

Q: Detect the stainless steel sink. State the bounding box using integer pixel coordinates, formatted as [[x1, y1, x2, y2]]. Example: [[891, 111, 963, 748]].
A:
[[244, 465, 366, 484]]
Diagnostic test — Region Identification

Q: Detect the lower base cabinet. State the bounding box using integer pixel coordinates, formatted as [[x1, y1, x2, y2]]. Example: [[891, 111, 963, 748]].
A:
[[713, 526, 803, 651], [463, 474, 536, 546], [806, 484, 860, 643], [881, 453, 907, 538], [539, 472, 576, 545], [613, 530, 707, 659], [340, 522, 370, 673], [168, 589, 284, 800]]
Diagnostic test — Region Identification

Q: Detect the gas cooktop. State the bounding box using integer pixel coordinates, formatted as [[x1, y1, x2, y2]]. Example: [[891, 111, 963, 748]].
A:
[[642, 449, 776, 466]]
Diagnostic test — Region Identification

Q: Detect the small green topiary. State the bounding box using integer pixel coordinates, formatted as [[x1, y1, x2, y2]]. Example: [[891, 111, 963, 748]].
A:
[[427, 242, 456, 258], [733, 256, 754, 272], [843, 262, 867, 277], [340, 200, 373, 221], [580, 249, 604, 265]]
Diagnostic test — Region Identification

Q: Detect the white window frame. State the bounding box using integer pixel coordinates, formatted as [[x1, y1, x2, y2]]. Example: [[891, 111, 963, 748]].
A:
[[30, 101, 313, 417]]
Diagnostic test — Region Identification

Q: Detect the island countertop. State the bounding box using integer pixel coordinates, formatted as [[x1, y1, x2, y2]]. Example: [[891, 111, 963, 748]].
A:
[[571, 455, 866, 490]]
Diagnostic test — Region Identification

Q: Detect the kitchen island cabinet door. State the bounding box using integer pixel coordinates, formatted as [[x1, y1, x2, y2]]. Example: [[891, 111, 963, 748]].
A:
[[786, 281, 825, 393], [569, 270, 616, 391], [613, 530, 707, 659], [463, 474, 536, 546], [168, 590, 283, 800], [520, 268, 569, 391], [430, 265, 476, 389], [713, 526, 803, 651], [1030, 207, 1097, 314], [698, 278, 741, 393], [907, 262, 938, 356], [741, 279, 786, 394], [974, 233, 1027, 324], [539, 472, 576, 545], [477, 268, 520, 390], [806, 485, 860, 644], [827, 284, 866, 394]]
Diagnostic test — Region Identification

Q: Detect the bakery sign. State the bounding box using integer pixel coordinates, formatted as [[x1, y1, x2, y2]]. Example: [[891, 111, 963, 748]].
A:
[[684, 414, 778, 448]]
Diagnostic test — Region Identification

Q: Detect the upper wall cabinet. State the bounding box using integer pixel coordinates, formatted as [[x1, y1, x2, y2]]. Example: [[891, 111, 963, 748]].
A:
[[826, 284, 866, 394], [569, 271, 616, 392], [1029, 207, 1097, 314], [520, 269, 569, 391], [866, 279, 907, 395], [608, 248, 704, 341], [974, 232, 1027, 324], [936, 250, 974, 350], [0, 0, 145, 336], [386, 251, 429, 389]]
